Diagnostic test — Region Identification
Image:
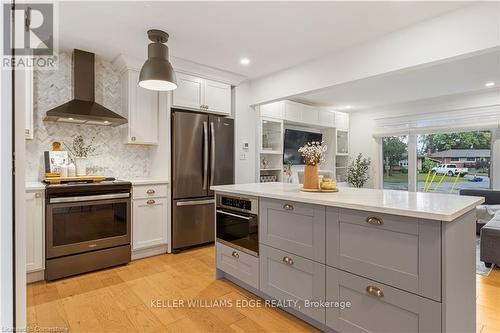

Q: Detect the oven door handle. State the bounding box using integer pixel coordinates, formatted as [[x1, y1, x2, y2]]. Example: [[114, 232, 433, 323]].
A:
[[49, 193, 130, 204], [216, 210, 251, 220]]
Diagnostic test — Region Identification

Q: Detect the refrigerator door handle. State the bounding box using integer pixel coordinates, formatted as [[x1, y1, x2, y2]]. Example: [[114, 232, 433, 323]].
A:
[[210, 122, 215, 186], [203, 121, 209, 190]]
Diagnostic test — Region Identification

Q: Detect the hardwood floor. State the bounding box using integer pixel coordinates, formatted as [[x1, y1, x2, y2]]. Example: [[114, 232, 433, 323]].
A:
[[28, 245, 500, 333]]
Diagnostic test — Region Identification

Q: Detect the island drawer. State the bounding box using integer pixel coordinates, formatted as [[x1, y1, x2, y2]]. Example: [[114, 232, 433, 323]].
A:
[[326, 208, 442, 301], [259, 244, 325, 323], [132, 184, 168, 200], [216, 242, 259, 289], [260, 198, 325, 263], [326, 267, 441, 333]]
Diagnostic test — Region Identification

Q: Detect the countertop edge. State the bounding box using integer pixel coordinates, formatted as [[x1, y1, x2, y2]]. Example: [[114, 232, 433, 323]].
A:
[[128, 179, 169, 185], [212, 188, 484, 222]]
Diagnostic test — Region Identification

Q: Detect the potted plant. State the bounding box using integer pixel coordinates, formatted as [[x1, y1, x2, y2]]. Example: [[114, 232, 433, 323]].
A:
[[64, 135, 96, 176], [347, 153, 371, 188], [298, 141, 327, 189]]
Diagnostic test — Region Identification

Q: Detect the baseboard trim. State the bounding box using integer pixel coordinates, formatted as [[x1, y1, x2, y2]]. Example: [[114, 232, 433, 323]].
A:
[[27, 270, 44, 283], [132, 244, 168, 260]]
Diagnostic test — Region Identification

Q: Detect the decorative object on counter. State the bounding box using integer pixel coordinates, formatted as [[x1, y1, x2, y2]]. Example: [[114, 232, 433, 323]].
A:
[[260, 175, 277, 183], [44, 150, 68, 175], [284, 161, 293, 183], [321, 178, 337, 191], [64, 135, 96, 176], [139, 29, 177, 91], [298, 141, 327, 190], [347, 153, 371, 188], [67, 162, 76, 177], [60, 164, 68, 177], [52, 142, 61, 151]]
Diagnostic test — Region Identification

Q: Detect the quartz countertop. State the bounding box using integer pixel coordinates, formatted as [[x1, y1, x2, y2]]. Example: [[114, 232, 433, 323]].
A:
[[25, 181, 46, 191], [211, 182, 484, 222], [127, 179, 169, 186]]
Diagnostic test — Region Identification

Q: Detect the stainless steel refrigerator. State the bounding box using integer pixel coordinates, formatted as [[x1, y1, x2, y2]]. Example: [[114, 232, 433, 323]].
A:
[[171, 109, 234, 251]]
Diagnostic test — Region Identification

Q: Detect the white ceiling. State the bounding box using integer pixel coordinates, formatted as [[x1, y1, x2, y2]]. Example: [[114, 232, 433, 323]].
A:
[[58, 1, 468, 79], [293, 49, 500, 110]]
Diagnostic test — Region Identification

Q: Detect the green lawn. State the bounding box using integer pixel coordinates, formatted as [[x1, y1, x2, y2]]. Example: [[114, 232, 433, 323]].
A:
[[384, 173, 464, 183]]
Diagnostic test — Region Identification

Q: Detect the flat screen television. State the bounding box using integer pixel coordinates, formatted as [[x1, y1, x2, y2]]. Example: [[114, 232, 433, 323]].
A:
[[283, 129, 323, 165]]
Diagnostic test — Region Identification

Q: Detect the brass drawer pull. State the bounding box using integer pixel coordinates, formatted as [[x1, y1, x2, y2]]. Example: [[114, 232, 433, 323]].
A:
[[147, 199, 156, 205], [366, 285, 384, 297], [283, 203, 294, 211], [366, 216, 383, 225], [146, 189, 155, 195], [282, 256, 294, 265], [35, 192, 42, 198], [232, 251, 239, 259]]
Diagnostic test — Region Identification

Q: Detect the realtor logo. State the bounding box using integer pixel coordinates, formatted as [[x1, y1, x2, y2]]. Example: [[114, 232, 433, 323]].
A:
[[3, 3, 57, 69]]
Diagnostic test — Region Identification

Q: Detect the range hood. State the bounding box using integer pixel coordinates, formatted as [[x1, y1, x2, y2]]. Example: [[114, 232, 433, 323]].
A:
[[44, 49, 127, 126]]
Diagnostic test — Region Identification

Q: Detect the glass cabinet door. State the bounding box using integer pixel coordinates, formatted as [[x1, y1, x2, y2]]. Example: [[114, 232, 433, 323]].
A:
[[337, 130, 349, 154]]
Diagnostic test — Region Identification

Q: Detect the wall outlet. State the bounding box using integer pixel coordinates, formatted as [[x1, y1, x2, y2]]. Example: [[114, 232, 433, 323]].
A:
[[239, 153, 247, 160]]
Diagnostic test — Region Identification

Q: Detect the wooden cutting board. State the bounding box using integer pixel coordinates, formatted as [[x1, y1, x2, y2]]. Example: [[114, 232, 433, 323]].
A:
[[43, 176, 107, 184]]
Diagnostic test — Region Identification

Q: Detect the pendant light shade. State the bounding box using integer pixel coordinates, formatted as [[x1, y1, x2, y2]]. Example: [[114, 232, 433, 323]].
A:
[[139, 30, 177, 91]]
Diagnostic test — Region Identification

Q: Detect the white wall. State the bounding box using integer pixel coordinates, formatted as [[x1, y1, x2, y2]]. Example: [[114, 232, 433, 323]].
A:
[[233, 82, 257, 183], [349, 90, 500, 188], [249, 2, 500, 105]]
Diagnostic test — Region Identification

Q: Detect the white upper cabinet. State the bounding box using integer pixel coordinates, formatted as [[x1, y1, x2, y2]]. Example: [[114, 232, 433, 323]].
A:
[[319, 110, 335, 127], [173, 73, 204, 109], [284, 102, 303, 123], [172, 72, 231, 116], [26, 190, 44, 273], [15, 68, 34, 139], [120, 69, 159, 145], [335, 111, 349, 131], [204, 79, 231, 115], [260, 102, 284, 119]]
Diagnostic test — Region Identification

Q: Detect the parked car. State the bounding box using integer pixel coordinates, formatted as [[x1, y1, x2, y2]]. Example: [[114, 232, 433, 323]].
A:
[[431, 164, 468, 177]]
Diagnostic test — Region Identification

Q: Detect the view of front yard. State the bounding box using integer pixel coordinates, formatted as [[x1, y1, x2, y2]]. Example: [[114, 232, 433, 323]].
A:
[[383, 131, 491, 193]]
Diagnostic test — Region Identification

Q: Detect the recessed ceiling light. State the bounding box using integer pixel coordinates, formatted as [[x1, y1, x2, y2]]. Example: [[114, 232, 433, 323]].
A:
[[485, 82, 495, 87], [240, 58, 250, 65], [338, 105, 352, 110]]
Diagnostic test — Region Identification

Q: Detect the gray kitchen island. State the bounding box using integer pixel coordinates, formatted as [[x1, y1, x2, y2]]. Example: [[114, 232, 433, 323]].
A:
[[211, 182, 484, 333]]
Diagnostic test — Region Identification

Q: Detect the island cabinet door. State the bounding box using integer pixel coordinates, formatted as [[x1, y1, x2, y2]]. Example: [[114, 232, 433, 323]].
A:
[[326, 208, 442, 301], [326, 267, 441, 333], [260, 244, 326, 323], [259, 198, 325, 263]]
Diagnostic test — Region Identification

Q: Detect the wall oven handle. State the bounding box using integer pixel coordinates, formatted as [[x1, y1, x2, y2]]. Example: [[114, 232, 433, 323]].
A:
[[49, 193, 130, 204], [210, 122, 215, 187], [203, 121, 209, 190], [176, 199, 215, 207], [216, 210, 251, 220]]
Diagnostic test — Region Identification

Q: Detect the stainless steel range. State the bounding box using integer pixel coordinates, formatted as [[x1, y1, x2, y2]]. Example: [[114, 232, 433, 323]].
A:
[[45, 180, 131, 280]]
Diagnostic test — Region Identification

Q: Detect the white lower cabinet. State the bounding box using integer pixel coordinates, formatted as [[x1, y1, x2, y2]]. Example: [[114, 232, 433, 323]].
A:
[[259, 244, 326, 323], [132, 184, 168, 251], [26, 190, 44, 273], [326, 267, 441, 333]]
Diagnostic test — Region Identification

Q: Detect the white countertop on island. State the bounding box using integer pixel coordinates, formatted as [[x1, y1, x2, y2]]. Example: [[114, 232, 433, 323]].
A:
[[211, 182, 484, 222]]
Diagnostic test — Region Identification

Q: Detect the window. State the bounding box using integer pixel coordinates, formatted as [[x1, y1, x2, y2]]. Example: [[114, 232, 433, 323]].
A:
[[417, 131, 491, 194], [382, 136, 408, 191]]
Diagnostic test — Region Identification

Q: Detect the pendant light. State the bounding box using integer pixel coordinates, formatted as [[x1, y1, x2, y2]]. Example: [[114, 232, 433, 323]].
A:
[[138, 29, 177, 91]]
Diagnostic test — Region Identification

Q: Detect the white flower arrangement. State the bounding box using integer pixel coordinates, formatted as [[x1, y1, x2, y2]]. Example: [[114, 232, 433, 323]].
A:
[[298, 141, 327, 166]]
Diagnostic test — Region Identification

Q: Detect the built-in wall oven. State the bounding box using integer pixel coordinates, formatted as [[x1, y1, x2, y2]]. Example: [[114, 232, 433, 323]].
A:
[[216, 194, 259, 257], [45, 181, 131, 280]]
